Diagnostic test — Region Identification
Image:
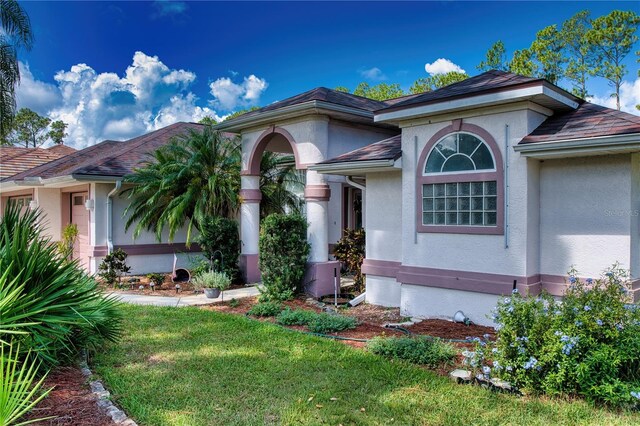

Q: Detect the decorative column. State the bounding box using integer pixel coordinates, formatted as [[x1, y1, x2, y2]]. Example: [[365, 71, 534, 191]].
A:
[[304, 170, 341, 297], [239, 175, 261, 283]]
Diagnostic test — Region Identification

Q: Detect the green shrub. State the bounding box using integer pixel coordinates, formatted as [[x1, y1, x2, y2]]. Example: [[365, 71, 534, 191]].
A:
[[0, 343, 51, 425], [275, 309, 318, 326], [192, 271, 231, 291], [333, 228, 365, 291], [0, 204, 122, 367], [197, 216, 240, 282], [471, 264, 640, 407], [98, 248, 131, 287], [146, 273, 165, 287], [56, 223, 78, 261], [308, 313, 358, 334], [258, 214, 310, 301], [247, 301, 283, 317], [368, 336, 457, 367]]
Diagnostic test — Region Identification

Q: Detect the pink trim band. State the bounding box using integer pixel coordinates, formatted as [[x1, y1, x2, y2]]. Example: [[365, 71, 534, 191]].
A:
[[362, 259, 401, 278], [304, 184, 331, 201], [239, 189, 262, 203], [91, 243, 202, 257]]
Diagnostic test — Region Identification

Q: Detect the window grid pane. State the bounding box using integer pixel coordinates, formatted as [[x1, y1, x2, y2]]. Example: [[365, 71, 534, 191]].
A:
[[422, 180, 498, 227]]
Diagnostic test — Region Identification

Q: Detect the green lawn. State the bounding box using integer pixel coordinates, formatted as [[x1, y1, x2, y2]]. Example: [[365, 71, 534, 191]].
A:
[[92, 305, 639, 426]]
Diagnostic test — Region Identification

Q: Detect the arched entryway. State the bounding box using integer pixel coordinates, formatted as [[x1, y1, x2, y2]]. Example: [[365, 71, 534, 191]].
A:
[[239, 126, 339, 295]]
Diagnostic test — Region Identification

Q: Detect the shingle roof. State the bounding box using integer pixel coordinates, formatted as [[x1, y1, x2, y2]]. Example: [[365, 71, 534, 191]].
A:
[[5, 122, 205, 182], [228, 87, 389, 121], [0, 145, 77, 178], [520, 102, 640, 144], [317, 134, 401, 165], [376, 70, 548, 113]]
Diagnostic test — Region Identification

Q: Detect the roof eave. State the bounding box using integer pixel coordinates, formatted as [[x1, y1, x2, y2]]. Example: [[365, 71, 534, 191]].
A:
[[215, 100, 376, 132], [514, 133, 640, 159], [310, 158, 401, 176], [375, 84, 579, 124]]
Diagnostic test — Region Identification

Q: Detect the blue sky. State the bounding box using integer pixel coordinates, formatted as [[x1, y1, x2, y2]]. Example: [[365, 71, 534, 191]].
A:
[[15, 1, 640, 148]]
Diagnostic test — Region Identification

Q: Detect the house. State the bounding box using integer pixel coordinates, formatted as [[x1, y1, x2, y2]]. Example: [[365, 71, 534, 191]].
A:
[[217, 70, 640, 325], [0, 123, 204, 274]]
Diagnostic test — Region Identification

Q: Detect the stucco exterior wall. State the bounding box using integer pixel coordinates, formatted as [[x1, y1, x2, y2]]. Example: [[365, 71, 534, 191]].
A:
[[539, 154, 632, 278], [400, 107, 548, 277], [36, 188, 62, 241]]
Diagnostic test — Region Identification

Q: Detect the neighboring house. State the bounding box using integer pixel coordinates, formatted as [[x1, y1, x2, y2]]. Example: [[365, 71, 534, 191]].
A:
[[0, 123, 203, 274], [0, 144, 76, 179], [217, 70, 640, 325]]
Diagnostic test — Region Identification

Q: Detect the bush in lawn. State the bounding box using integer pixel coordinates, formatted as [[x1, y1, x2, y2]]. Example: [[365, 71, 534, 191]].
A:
[[333, 228, 365, 292], [307, 313, 358, 334], [258, 214, 310, 301], [475, 264, 640, 407], [0, 204, 123, 367], [197, 216, 240, 282], [368, 336, 457, 367], [276, 308, 318, 326], [247, 301, 283, 317]]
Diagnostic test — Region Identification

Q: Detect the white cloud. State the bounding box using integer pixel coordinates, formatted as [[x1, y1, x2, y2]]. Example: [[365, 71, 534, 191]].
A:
[[424, 58, 465, 75], [359, 67, 386, 81], [151, 1, 188, 18], [15, 62, 61, 113], [17, 51, 266, 148], [588, 77, 640, 115], [209, 75, 268, 111]]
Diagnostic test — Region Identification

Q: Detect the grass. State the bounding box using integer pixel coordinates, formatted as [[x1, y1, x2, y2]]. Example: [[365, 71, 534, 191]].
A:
[[92, 305, 640, 426]]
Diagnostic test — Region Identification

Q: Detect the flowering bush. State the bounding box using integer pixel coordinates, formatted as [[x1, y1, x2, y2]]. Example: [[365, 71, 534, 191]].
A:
[[474, 264, 640, 407]]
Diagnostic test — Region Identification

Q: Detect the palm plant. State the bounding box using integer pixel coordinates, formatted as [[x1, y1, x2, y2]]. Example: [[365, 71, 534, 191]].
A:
[[0, 203, 122, 367], [124, 127, 305, 243], [124, 127, 242, 244], [0, 0, 33, 137], [259, 152, 305, 219]]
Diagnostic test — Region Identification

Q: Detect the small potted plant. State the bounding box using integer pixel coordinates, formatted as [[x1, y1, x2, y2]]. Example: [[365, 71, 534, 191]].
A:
[[192, 271, 231, 299]]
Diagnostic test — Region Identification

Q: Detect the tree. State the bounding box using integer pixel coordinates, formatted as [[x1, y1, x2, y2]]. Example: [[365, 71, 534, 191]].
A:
[[352, 82, 404, 101], [509, 48, 538, 77], [530, 25, 567, 85], [561, 10, 597, 98], [586, 10, 640, 110], [48, 120, 67, 145], [124, 127, 305, 244], [409, 72, 468, 94], [8, 108, 50, 147], [334, 86, 350, 93], [198, 116, 217, 126], [259, 151, 304, 219], [124, 127, 242, 244], [0, 1, 34, 137], [224, 106, 260, 121], [477, 40, 509, 72]]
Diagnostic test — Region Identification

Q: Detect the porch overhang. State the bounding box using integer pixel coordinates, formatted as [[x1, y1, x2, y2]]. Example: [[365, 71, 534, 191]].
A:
[[1, 174, 120, 191], [310, 158, 402, 176]]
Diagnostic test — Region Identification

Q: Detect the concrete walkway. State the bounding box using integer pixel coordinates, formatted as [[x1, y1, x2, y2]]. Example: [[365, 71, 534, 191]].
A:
[[112, 285, 261, 307]]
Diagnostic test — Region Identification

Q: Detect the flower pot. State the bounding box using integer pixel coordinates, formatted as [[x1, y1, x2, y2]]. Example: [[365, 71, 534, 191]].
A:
[[204, 288, 221, 299]]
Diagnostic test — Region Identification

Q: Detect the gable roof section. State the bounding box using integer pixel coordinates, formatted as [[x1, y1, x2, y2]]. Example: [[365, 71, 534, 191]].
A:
[[520, 102, 640, 144], [0, 145, 77, 178], [5, 122, 204, 182]]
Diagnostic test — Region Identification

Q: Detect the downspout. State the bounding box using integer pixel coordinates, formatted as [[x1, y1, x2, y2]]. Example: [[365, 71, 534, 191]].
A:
[[345, 176, 366, 191], [106, 180, 122, 254], [504, 124, 510, 249]]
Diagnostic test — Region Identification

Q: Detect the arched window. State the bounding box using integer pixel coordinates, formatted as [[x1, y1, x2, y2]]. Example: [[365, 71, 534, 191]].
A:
[[417, 126, 504, 235]]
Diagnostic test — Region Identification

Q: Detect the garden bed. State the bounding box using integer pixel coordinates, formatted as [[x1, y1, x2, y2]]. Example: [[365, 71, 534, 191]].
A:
[[22, 367, 115, 426], [100, 274, 246, 297]]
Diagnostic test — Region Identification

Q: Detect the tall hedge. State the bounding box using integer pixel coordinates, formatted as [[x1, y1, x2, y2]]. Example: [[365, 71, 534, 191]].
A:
[[197, 216, 240, 282], [258, 213, 310, 300]]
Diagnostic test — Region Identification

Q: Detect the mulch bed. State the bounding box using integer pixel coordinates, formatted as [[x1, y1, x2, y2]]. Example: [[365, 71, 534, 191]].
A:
[[22, 367, 115, 426], [405, 319, 496, 341]]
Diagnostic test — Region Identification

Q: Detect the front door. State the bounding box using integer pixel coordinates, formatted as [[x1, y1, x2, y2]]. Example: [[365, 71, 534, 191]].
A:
[[70, 192, 90, 269]]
